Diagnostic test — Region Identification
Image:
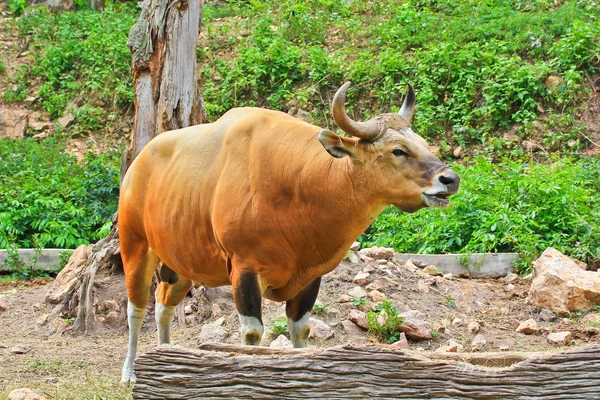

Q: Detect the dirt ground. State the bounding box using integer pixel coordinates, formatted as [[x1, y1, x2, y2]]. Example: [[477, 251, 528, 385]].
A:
[[1, 255, 599, 400]]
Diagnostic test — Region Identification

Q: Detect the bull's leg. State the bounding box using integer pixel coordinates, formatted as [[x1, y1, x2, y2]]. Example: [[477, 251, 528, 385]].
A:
[[286, 277, 321, 348], [121, 247, 160, 384], [155, 272, 192, 345], [231, 270, 264, 345]]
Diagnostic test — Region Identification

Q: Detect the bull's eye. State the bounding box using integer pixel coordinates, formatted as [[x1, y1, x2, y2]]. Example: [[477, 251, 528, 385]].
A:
[[392, 149, 409, 157]]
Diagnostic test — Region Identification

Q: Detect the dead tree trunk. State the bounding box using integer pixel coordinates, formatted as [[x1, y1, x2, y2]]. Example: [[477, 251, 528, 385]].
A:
[[51, 0, 206, 335], [133, 344, 600, 399]]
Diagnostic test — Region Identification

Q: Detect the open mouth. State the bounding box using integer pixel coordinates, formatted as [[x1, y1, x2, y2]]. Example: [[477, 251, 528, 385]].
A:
[[422, 192, 451, 208]]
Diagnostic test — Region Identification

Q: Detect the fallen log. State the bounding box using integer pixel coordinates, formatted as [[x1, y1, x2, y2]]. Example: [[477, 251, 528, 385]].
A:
[[133, 343, 600, 399]]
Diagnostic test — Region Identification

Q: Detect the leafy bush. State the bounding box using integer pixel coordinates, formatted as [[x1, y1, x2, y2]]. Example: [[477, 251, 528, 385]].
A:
[[271, 318, 289, 336], [201, 0, 600, 147], [8, 0, 27, 16], [368, 156, 600, 274], [366, 300, 405, 343], [0, 138, 121, 249], [12, 3, 137, 120]]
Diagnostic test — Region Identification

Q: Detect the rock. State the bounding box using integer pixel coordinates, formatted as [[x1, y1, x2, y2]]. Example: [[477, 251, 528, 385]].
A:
[[0, 300, 7, 312], [368, 290, 386, 302], [528, 248, 600, 315], [340, 319, 363, 335], [411, 259, 428, 268], [350, 242, 361, 252], [522, 140, 538, 152], [57, 113, 75, 128], [104, 311, 120, 326], [443, 273, 453, 280], [375, 259, 388, 266], [7, 388, 46, 400], [37, 314, 49, 326], [199, 317, 227, 342], [0, 108, 28, 138], [353, 272, 371, 286], [432, 322, 446, 334], [184, 305, 193, 315], [471, 334, 487, 351], [423, 265, 442, 276], [398, 310, 432, 340], [467, 321, 480, 334], [417, 280, 430, 293], [347, 253, 360, 264], [503, 273, 519, 284], [348, 286, 366, 299], [348, 310, 369, 330], [270, 334, 293, 349], [516, 319, 539, 335], [309, 319, 334, 340], [211, 303, 222, 317], [185, 315, 196, 325], [545, 75, 564, 91], [429, 146, 440, 156], [452, 146, 463, 158], [539, 309, 557, 322], [452, 318, 464, 328], [338, 294, 352, 303], [358, 246, 394, 261], [547, 331, 572, 346], [582, 313, 600, 325], [11, 345, 30, 354], [360, 255, 376, 264], [366, 280, 384, 292], [391, 332, 409, 349], [506, 283, 515, 291], [45, 245, 90, 304], [362, 265, 376, 274]]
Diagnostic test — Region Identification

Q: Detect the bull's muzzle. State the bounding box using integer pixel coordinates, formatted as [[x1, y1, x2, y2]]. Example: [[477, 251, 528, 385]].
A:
[[422, 169, 460, 208]]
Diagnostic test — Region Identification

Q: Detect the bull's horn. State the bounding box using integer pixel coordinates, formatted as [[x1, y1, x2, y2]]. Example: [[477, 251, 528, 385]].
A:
[[332, 82, 381, 140], [398, 83, 416, 122]]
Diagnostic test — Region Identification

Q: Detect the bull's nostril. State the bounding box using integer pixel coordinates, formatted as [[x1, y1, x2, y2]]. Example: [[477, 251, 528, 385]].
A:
[[439, 171, 459, 186]]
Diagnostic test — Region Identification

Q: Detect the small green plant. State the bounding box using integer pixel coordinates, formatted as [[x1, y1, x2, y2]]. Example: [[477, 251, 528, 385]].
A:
[[313, 303, 328, 315], [431, 329, 440, 338], [8, 0, 27, 16], [1, 234, 47, 280], [57, 250, 74, 271], [271, 318, 288, 336], [442, 295, 457, 309], [352, 298, 367, 307], [0, 60, 7, 75], [366, 300, 405, 344]]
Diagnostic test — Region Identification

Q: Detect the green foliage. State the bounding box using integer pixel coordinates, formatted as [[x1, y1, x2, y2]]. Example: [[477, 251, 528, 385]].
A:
[[8, 0, 28, 16], [352, 298, 367, 307], [312, 303, 328, 314], [1, 234, 50, 280], [442, 295, 457, 309], [271, 318, 289, 336], [201, 0, 600, 146], [0, 60, 6, 75], [366, 300, 405, 344], [0, 138, 121, 249], [369, 156, 600, 274], [12, 3, 137, 120]]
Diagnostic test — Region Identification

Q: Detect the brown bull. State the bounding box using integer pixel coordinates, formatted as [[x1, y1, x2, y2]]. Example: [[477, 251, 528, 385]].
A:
[[119, 82, 459, 382]]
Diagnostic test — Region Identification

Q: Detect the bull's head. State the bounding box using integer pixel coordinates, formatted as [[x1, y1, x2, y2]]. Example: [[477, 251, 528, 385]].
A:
[[318, 82, 459, 212]]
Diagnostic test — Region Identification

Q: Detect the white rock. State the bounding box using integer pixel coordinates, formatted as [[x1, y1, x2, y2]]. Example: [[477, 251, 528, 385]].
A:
[[7, 388, 46, 400], [547, 331, 572, 346], [270, 334, 293, 349], [358, 246, 394, 260], [391, 332, 409, 349], [340, 319, 363, 335], [309, 318, 334, 340], [516, 319, 539, 335], [452, 318, 464, 328], [353, 272, 371, 286], [467, 321, 480, 334], [184, 305, 193, 315], [350, 242, 361, 252], [199, 317, 227, 343], [528, 248, 600, 315], [11, 345, 29, 354], [368, 290, 386, 302], [348, 286, 366, 299]]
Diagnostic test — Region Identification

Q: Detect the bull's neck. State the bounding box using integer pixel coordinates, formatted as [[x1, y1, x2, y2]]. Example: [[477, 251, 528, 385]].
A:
[[299, 141, 387, 244]]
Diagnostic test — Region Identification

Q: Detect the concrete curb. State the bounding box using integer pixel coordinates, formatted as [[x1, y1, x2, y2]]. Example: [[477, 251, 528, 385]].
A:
[[394, 253, 519, 278], [0, 248, 72, 272]]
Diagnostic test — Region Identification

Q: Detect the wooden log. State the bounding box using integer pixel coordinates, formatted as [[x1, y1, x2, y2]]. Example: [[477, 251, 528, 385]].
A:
[[133, 343, 600, 399]]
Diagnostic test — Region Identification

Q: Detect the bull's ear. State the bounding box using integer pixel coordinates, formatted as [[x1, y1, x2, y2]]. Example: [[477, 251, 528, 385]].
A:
[[318, 129, 354, 159]]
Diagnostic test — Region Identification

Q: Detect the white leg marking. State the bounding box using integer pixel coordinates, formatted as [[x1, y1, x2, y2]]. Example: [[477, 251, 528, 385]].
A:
[[238, 314, 264, 346], [288, 313, 311, 348], [155, 302, 176, 346], [121, 300, 146, 384]]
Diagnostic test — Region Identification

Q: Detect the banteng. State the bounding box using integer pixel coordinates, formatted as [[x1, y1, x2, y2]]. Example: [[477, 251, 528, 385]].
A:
[[119, 82, 460, 382]]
